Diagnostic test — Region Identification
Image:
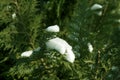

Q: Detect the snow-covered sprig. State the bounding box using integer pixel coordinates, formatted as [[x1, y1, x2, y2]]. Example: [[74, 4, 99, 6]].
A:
[[21, 25, 75, 63], [21, 37, 75, 63]]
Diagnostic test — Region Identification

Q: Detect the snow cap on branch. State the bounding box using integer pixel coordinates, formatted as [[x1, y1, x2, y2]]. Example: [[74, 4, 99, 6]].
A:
[[91, 3, 103, 10], [21, 50, 33, 57], [45, 25, 60, 32]]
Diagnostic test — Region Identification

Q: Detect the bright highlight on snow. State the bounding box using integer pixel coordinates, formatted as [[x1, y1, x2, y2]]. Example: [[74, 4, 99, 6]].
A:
[[87, 43, 93, 53], [91, 4, 103, 10], [21, 50, 33, 57], [45, 25, 60, 32], [46, 37, 75, 63]]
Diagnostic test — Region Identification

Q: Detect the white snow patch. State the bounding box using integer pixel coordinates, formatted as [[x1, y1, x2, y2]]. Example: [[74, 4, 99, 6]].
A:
[[91, 4, 103, 10], [88, 43, 93, 53], [45, 25, 60, 32], [46, 37, 75, 63], [96, 11, 102, 16], [12, 13, 16, 19], [64, 48, 75, 63], [46, 39, 66, 54], [54, 37, 72, 50], [21, 50, 33, 57]]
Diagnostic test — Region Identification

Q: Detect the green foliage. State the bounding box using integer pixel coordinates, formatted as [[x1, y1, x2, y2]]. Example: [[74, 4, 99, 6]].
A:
[[0, 0, 120, 80]]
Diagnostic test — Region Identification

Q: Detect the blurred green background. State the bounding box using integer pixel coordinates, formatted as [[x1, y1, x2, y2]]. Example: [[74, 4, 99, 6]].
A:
[[0, 0, 120, 80]]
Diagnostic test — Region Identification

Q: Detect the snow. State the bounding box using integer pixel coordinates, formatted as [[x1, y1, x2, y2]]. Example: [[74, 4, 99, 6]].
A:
[[21, 50, 33, 57], [12, 13, 16, 19], [54, 37, 72, 50], [45, 25, 60, 32], [88, 43, 93, 53], [46, 37, 66, 54], [21, 34, 75, 63], [96, 11, 102, 16], [46, 37, 75, 63], [64, 48, 75, 63], [91, 4, 103, 10], [46, 37, 72, 54]]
